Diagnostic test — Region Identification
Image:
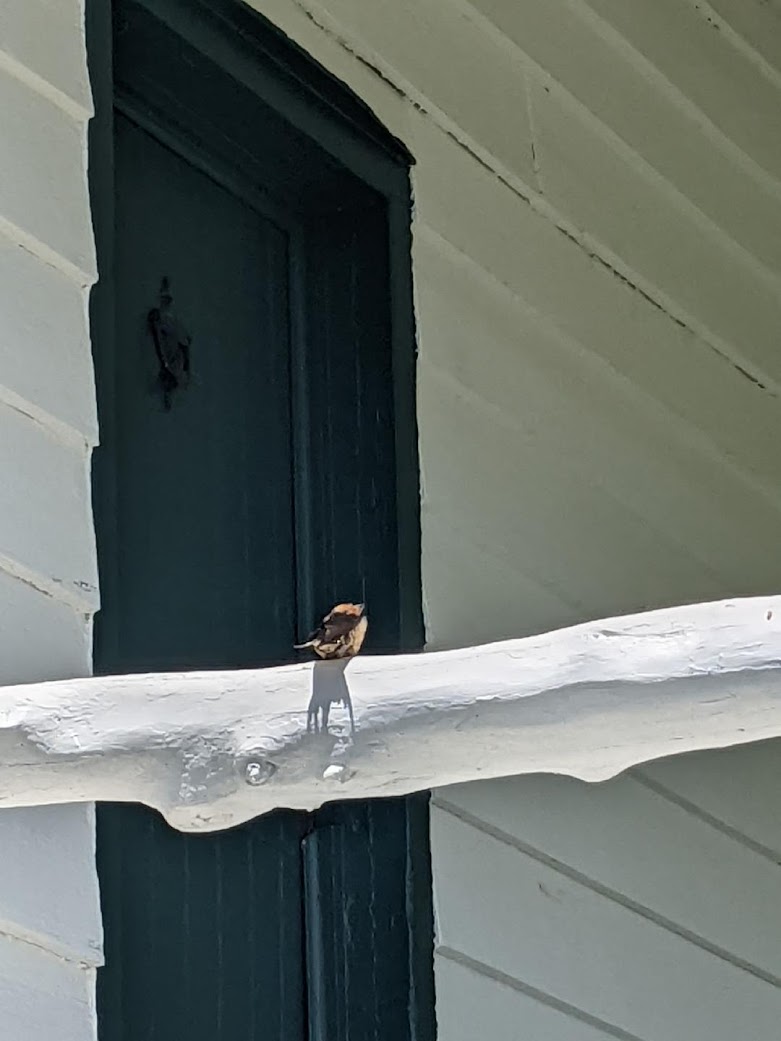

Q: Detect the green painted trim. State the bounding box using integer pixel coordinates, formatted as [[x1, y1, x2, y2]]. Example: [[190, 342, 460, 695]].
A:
[[304, 795, 436, 1041], [138, 0, 414, 178], [87, 2, 431, 1037], [86, 0, 119, 672], [90, 0, 423, 659], [388, 192, 425, 651]]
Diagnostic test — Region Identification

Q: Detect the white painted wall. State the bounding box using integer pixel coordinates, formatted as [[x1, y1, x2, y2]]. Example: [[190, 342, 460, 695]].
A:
[[432, 740, 781, 1039], [0, 2, 102, 1039]]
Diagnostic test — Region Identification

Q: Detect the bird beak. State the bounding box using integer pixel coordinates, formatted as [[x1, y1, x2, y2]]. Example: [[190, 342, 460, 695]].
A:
[[356, 603, 365, 613]]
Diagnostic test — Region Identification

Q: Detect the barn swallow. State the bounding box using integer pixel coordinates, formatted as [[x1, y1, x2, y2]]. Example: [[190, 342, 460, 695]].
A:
[[295, 603, 368, 660]]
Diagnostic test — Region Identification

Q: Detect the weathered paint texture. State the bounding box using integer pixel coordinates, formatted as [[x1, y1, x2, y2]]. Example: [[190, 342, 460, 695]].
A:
[[432, 739, 781, 1039], [1, 595, 781, 833], [0, 3, 101, 1041], [0, 0, 97, 666]]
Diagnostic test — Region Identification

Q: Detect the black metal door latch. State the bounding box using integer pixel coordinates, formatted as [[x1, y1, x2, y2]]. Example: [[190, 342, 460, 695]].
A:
[[147, 276, 192, 410]]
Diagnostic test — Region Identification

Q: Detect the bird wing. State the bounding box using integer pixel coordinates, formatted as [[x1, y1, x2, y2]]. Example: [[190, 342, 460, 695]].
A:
[[320, 612, 359, 642], [295, 610, 362, 649], [294, 623, 325, 647]]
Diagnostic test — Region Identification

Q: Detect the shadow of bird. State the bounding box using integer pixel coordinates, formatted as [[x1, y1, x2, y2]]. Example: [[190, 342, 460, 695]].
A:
[[296, 603, 367, 733]]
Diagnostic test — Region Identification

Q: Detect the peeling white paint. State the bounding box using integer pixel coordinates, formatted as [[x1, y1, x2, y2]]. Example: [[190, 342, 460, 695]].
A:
[[1, 596, 780, 832]]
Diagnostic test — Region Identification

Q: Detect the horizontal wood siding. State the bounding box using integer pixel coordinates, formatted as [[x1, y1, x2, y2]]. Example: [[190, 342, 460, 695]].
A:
[[0, 804, 102, 963], [0, 4, 101, 1041], [432, 741, 781, 1039], [0, 935, 97, 1041], [435, 957, 613, 1041], [0, 0, 97, 653], [0, 234, 98, 441], [0, 568, 92, 685], [638, 739, 781, 858], [248, 0, 781, 648]]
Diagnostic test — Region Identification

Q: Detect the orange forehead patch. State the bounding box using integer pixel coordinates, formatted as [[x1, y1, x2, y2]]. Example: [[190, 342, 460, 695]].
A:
[[331, 602, 363, 616]]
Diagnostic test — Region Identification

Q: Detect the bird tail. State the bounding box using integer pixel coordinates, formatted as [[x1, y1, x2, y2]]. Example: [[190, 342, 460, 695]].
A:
[[294, 640, 315, 649]]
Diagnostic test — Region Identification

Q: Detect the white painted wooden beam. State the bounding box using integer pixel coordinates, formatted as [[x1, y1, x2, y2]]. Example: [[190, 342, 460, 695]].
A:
[[1, 595, 781, 832]]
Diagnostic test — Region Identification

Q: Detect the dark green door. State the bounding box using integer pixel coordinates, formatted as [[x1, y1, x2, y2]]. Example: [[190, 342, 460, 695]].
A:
[[98, 803, 310, 1039], [89, 1, 431, 1040], [112, 113, 296, 672]]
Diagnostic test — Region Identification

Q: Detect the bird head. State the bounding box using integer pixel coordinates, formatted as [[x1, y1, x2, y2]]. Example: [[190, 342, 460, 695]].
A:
[[330, 602, 365, 617]]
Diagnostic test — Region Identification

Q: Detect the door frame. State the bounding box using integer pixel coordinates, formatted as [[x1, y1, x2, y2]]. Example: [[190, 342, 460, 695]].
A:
[[86, 3, 434, 1039], [86, 0, 424, 670]]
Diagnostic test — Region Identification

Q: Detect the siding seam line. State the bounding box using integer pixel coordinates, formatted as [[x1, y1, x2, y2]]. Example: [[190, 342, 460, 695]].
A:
[[288, 0, 781, 396], [682, 0, 781, 94], [522, 66, 543, 195], [0, 48, 92, 120], [422, 515, 586, 619], [462, 0, 781, 299], [0, 215, 96, 288], [421, 357, 741, 591], [457, 4, 781, 388], [0, 385, 95, 453], [552, 220, 780, 397], [0, 921, 101, 970], [432, 797, 781, 989], [631, 768, 781, 867], [0, 554, 97, 614], [417, 223, 781, 520], [523, 57, 781, 301], [565, 0, 781, 201], [436, 946, 647, 1041]]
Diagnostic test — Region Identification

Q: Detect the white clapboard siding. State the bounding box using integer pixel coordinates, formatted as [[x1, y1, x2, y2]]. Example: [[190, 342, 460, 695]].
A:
[[467, 0, 781, 275], [0, 0, 98, 613], [435, 770, 781, 978], [0, 6, 102, 1041], [706, 0, 781, 82], [431, 796, 781, 1040], [419, 371, 726, 623], [0, 804, 102, 964], [0, 934, 97, 1041], [435, 956, 615, 1041], [528, 78, 781, 389], [0, 236, 97, 442], [409, 118, 781, 497], [0, 403, 98, 607], [639, 740, 781, 859], [415, 236, 781, 592], [582, 0, 781, 186], [419, 522, 583, 649], [0, 63, 94, 280], [0, 569, 91, 685], [0, 0, 92, 111]]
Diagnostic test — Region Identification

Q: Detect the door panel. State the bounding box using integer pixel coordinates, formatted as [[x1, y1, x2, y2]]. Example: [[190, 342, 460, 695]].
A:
[[100, 108, 309, 1041], [113, 115, 295, 672], [302, 205, 402, 651], [97, 804, 309, 1041], [304, 798, 433, 1041]]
